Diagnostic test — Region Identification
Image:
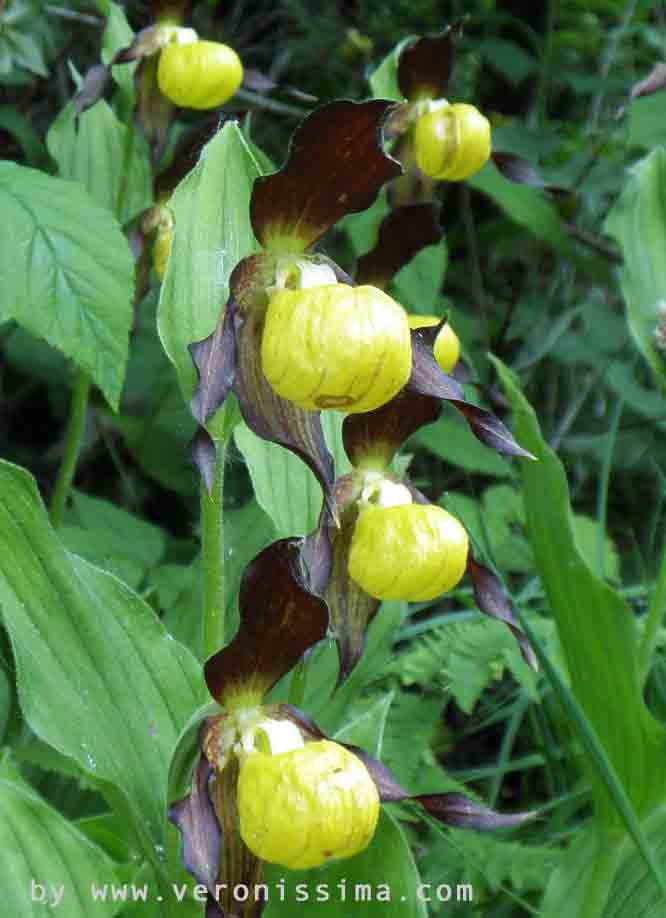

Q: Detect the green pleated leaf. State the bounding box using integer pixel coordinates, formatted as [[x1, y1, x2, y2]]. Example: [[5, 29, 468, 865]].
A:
[[492, 357, 666, 829], [235, 412, 352, 537], [47, 100, 152, 225], [543, 808, 666, 918], [605, 148, 666, 384], [264, 809, 427, 917], [0, 776, 118, 916], [0, 460, 203, 853], [0, 162, 133, 410], [157, 122, 261, 433]]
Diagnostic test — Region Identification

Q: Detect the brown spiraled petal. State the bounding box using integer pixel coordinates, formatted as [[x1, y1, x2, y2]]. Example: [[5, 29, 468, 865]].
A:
[[250, 99, 402, 251], [397, 27, 462, 102], [168, 754, 221, 895], [454, 402, 536, 459], [234, 308, 336, 522], [467, 553, 538, 671], [491, 152, 564, 195], [189, 298, 238, 426], [342, 389, 440, 470], [191, 428, 218, 494], [631, 62, 666, 99], [409, 331, 535, 459], [204, 539, 329, 703], [345, 746, 410, 802], [355, 203, 442, 288], [415, 792, 536, 830], [324, 521, 380, 684], [75, 65, 111, 117]]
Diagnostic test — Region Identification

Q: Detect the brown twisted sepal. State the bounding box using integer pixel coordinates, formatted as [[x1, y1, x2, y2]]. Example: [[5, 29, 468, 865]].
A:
[[188, 256, 336, 519], [204, 538, 330, 705], [467, 552, 538, 671], [283, 706, 536, 830], [251, 99, 402, 252], [341, 326, 534, 471]]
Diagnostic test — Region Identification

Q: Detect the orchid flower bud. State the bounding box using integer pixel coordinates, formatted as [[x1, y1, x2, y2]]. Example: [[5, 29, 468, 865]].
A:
[[261, 284, 412, 413], [158, 38, 243, 109], [237, 740, 380, 869], [414, 102, 491, 181]]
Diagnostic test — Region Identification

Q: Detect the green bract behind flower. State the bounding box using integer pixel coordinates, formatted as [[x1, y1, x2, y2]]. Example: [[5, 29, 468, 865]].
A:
[[157, 39, 243, 109], [348, 502, 468, 600], [237, 739, 380, 869], [414, 102, 491, 181], [261, 284, 412, 413]]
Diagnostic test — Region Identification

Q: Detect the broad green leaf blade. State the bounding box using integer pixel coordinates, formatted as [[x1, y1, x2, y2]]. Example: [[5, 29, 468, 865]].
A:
[[47, 100, 152, 224], [157, 122, 261, 430], [235, 412, 352, 537], [0, 460, 203, 852], [544, 808, 666, 917], [493, 357, 666, 828], [0, 776, 118, 916], [392, 239, 448, 313], [605, 148, 666, 385], [519, 613, 666, 897], [0, 163, 133, 410], [468, 162, 573, 254], [264, 809, 427, 917]]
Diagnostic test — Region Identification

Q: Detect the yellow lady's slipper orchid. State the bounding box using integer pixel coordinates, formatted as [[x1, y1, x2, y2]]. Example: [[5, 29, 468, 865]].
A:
[[237, 739, 380, 869], [414, 102, 491, 181], [407, 314, 461, 373], [261, 284, 412, 413], [158, 39, 243, 109], [348, 502, 468, 600]]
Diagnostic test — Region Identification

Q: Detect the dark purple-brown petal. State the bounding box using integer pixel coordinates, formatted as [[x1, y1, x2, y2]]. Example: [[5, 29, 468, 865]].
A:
[[342, 388, 441, 470], [189, 298, 238, 428], [397, 27, 462, 102], [355, 203, 442, 288], [414, 792, 536, 830], [168, 753, 221, 895], [409, 330, 535, 460], [276, 707, 535, 830], [467, 552, 538, 670], [324, 519, 380, 685], [491, 152, 564, 195], [204, 539, 330, 703], [250, 99, 402, 252]]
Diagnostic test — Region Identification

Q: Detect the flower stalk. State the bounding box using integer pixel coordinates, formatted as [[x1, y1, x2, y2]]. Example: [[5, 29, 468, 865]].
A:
[[50, 368, 91, 529]]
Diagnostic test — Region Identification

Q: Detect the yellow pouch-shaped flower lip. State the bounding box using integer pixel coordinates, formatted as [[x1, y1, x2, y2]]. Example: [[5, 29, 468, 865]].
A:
[[414, 102, 491, 182], [261, 284, 412, 414], [407, 314, 460, 373], [237, 739, 380, 869], [158, 39, 243, 109], [348, 502, 468, 601]]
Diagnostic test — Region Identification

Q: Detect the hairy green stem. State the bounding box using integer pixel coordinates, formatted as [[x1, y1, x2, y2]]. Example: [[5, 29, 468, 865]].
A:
[[201, 441, 227, 660], [50, 368, 91, 528], [639, 547, 666, 687]]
